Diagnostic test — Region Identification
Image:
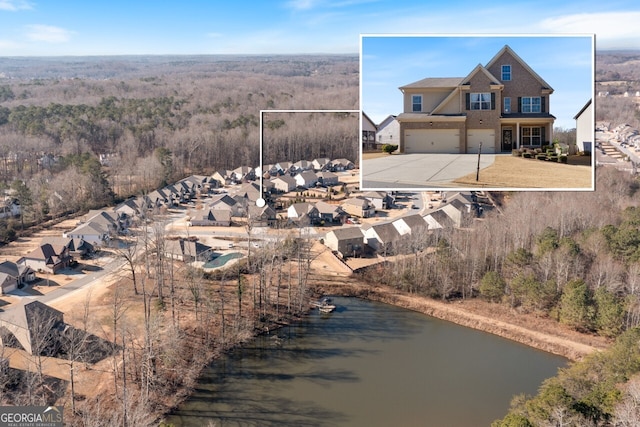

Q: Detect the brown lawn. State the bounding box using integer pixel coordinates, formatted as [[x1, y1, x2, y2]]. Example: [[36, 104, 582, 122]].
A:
[[454, 155, 593, 188]]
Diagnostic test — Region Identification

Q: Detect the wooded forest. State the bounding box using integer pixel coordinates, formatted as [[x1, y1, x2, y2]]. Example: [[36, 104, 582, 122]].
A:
[[0, 55, 359, 224]]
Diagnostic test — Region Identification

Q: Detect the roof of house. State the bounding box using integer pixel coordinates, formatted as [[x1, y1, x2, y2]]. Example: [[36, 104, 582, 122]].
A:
[[328, 227, 364, 240], [289, 202, 318, 217], [271, 175, 297, 186], [573, 99, 592, 120], [485, 45, 554, 92], [369, 222, 401, 243], [164, 239, 212, 259], [315, 201, 343, 215], [69, 221, 108, 237], [0, 260, 32, 277], [342, 197, 374, 209], [198, 209, 231, 223], [400, 77, 464, 90], [297, 170, 318, 180], [427, 209, 455, 228], [396, 214, 427, 230]]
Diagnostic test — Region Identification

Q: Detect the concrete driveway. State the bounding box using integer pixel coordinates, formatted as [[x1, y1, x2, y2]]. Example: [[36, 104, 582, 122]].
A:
[[362, 153, 496, 189]]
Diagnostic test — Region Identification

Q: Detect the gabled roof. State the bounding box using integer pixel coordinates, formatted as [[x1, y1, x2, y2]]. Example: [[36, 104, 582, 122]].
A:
[[400, 77, 464, 90], [315, 201, 343, 215], [362, 112, 377, 129], [368, 222, 401, 243], [289, 202, 318, 217], [573, 99, 592, 120], [378, 115, 398, 129], [460, 63, 502, 86], [342, 197, 374, 209], [396, 214, 427, 231], [485, 45, 554, 92], [24, 243, 60, 262], [328, 227, 364, 241], [202, 209, 232, 223]]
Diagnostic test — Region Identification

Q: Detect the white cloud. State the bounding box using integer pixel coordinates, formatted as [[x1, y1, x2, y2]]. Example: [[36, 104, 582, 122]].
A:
[[26, 25, 73, 43], [0, 0, 32, 11], [538, 11, 640, 48], [285, 0, 320, 11]]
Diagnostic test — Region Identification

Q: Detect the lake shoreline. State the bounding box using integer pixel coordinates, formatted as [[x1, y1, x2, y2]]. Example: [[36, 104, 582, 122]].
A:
[[313, 279, 609, 361]]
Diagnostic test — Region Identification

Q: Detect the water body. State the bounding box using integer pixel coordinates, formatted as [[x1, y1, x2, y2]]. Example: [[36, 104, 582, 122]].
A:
[[167, 297, 566, 427]]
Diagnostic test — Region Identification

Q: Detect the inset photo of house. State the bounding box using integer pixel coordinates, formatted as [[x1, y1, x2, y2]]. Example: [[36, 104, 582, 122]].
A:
[[360, 34, 594, 190]]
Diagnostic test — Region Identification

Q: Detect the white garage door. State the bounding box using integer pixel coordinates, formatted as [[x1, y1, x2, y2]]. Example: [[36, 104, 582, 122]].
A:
[[467, 129, 496, 154], [404, 129, 460, 154]]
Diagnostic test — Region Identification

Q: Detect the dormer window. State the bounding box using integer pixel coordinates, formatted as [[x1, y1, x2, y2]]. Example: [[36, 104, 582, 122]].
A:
[[502, 65, 511, 81], [411, 95, 422, 112]]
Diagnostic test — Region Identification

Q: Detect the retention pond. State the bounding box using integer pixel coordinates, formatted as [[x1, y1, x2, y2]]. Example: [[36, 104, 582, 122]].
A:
[[166, 296, 566, 426]]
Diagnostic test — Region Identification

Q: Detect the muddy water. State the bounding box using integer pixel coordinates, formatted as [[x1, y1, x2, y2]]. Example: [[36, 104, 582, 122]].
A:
[[166, 297, 566, 426]]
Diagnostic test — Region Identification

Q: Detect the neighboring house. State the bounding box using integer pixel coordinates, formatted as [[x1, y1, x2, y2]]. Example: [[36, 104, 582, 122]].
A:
[[341, 197, 376, 218], [247, 205, 277, 227], [292, 160, 314, 174], [0, 198, 20, 220], [0, 261, 35, 294], [376, 115, 400, 149], [65, 222, 110, 246], [19, 243, 71, 274], [211, 170, 232, 187], [41, 237, 93, 258], [362, 112, 377, 151], [208, 194, 240, 216], [271, 175, 298, 193], [144, 189, 170, 208], [233, 182, 262, 203], [275, 162, 293, 175], [362, 191, 394, 210], [311, 158, 332, 172], [0, 300, 64, 355], [324, 227, 365, 258], [190, 209, 232, 227], [423, 209, 455, 230], [363, 222, 401, 254], [392, 214, 428, 236], [315, 201, 345, 224], [232, 166, 255, 182], [164, 238, 213, 262], [316, 171, 339, 186], [294, 171, 319, 188], [574, 99, 593, 153], [330, 159, 355, 171], [115, 198, 141, 221], [396, 45, 555, 154], [287, 203, 319, 223]]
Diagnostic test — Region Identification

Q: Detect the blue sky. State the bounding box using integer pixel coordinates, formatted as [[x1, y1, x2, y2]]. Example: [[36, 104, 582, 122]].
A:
[[361, 36, 594, 129], [0, 0, 638, 56], [0, 0, 637, 126]]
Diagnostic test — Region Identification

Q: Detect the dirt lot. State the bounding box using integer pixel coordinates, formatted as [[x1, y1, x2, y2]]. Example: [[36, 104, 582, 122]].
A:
[[453, 155, 593, 188]]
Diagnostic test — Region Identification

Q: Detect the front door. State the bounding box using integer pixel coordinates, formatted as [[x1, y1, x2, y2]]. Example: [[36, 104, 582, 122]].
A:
[[502, 128, 513, 151]]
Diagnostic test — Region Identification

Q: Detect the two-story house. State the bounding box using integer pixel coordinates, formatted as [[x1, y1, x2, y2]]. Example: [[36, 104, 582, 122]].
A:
[[396, 45, 555, 154]]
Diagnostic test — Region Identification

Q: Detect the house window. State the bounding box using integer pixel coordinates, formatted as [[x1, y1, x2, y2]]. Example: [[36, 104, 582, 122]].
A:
[[502, 65, 511, 81], [522, 126, 542, 146], [521, 97, 541, 113], [470, 93, 491, 110], [412, 95, 422, 112], [504, 97, 511, 114]]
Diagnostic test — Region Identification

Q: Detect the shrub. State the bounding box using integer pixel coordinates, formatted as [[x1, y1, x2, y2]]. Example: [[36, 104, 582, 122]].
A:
[[522, 152, 532, 159], [559, 155, 568, 164], [536, 154, 547, 160], [381, 144, 398, 154], [511, 149, 521, 157]]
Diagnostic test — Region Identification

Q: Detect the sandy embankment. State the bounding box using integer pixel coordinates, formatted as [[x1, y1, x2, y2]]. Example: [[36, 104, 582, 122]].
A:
[[310, 244, 606, 361]]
